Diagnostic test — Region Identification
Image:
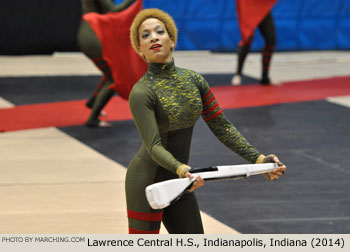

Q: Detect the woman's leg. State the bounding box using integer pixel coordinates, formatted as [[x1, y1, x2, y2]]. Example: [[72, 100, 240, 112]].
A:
[[126, 161, 164, 234], [77, 20, 115, 126], [258, 12, 276, 85], [85, 82, 115, 127], [232, 36, 253, 85], [85, 76, 106, 109], [127, 210, 163, 234], [162, 191, 204, 234]]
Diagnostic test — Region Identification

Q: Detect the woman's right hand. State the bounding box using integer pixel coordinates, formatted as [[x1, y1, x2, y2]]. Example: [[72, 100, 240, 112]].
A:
[[184, 172, 205, 192]]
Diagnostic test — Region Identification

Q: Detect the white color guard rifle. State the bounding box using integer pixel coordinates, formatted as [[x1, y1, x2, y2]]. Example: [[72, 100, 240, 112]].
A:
[[145, 163, 278, 209]]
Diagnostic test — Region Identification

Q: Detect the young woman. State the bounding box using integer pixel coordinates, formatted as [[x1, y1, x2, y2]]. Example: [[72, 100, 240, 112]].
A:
[[232, 0, 278, 86], [77, 0, 146, 127], [126, 8, 286, 234]]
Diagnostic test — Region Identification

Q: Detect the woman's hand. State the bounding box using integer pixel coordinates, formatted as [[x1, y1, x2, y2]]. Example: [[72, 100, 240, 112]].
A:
[[261, 154, 286, 181], [184, 172, 204, 192]]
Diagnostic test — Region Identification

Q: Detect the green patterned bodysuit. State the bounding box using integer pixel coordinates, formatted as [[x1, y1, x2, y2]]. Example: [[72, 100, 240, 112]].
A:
[[126, 59, 261, 234]]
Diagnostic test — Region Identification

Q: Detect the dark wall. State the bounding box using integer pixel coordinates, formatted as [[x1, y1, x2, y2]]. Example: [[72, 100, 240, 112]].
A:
[[1, 0, 349, 55], [0, 0, 81, 55]]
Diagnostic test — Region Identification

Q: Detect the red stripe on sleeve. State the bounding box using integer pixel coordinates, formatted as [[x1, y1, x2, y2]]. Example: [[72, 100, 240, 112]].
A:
[[129, 227, 160, 234], [203, 89, 213, 101], [202, 102, 219, 115], [127, 209, 163, 222], [204, 109, 223, 122], [203, 95, 216, 107]]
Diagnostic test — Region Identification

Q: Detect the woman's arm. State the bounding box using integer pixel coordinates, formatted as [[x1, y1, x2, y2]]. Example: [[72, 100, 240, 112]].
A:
[[97, 0, 135, 13], [129, 84, 189, 177], [195, 73, 286, 179], [195, 73, 262, 163]]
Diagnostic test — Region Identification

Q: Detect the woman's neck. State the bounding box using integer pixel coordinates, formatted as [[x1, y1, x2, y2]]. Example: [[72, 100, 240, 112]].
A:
[[147, 58, 176, 76]]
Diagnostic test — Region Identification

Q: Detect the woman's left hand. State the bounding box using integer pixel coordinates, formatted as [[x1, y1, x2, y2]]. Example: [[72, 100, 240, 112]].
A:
[[184, 172, 205, 192], [262, 154, 286, 181]]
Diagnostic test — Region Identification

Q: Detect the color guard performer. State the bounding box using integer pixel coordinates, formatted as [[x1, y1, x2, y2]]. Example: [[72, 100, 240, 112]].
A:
[[126, 8, 286, 234]]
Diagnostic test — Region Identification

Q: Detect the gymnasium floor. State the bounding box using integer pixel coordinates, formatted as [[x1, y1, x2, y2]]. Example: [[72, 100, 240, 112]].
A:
[[0, 51, 349, 234]]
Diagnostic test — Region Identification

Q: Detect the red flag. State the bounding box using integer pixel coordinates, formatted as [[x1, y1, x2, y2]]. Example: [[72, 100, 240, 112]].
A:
[[236, 0, 278, 44], [83, 0, 147, 100]]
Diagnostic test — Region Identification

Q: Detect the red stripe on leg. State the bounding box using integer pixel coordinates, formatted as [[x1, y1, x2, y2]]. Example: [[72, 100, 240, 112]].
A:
[[129, 227, 160, 234], [127, 209, 163, 222], [263, 51, 272, 56], [91, 57, 103, 62]]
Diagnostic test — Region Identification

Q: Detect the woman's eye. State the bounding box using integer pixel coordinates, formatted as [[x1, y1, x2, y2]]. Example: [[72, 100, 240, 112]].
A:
[[142, 33, 149, 39], [157, 30, 165, 34]]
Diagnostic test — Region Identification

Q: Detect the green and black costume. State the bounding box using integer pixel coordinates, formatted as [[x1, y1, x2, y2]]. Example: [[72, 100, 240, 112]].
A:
[[126, 59, 262, 234]]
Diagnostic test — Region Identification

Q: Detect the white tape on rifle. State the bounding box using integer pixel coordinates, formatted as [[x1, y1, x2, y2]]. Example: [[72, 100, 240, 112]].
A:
[[145, 163, 277, 209]]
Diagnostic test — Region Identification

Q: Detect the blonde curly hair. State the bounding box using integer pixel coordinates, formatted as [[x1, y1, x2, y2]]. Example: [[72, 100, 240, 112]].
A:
[[130, 8, 178, 54]]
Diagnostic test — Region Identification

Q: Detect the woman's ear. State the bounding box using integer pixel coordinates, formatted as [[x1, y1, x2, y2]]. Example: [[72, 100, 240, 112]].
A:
[[138, 47, 147, 61], [138, 47, 144, 57], [170, 38, 175, 49]]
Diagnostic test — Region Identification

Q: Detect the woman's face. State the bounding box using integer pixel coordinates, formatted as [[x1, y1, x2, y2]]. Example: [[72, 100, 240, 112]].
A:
[[138, 18, 174, 63]]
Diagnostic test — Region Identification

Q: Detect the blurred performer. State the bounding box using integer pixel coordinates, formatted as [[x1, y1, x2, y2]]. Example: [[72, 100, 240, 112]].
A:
[[77, 0, 147, 127], [232, 0, 277, 86]]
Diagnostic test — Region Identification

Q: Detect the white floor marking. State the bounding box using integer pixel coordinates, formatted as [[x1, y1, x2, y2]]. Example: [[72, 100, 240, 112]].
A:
[[0, 97, 14, 108], [327, 95, 350, 108]]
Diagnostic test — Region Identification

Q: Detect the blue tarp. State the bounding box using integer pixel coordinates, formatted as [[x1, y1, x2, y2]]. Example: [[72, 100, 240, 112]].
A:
[[130, 0, 350, 51]]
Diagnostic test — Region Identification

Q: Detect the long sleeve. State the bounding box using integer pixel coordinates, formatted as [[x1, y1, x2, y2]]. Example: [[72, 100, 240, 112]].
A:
[[195, 73, 262, 163], [129, 84, 183, 173]]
